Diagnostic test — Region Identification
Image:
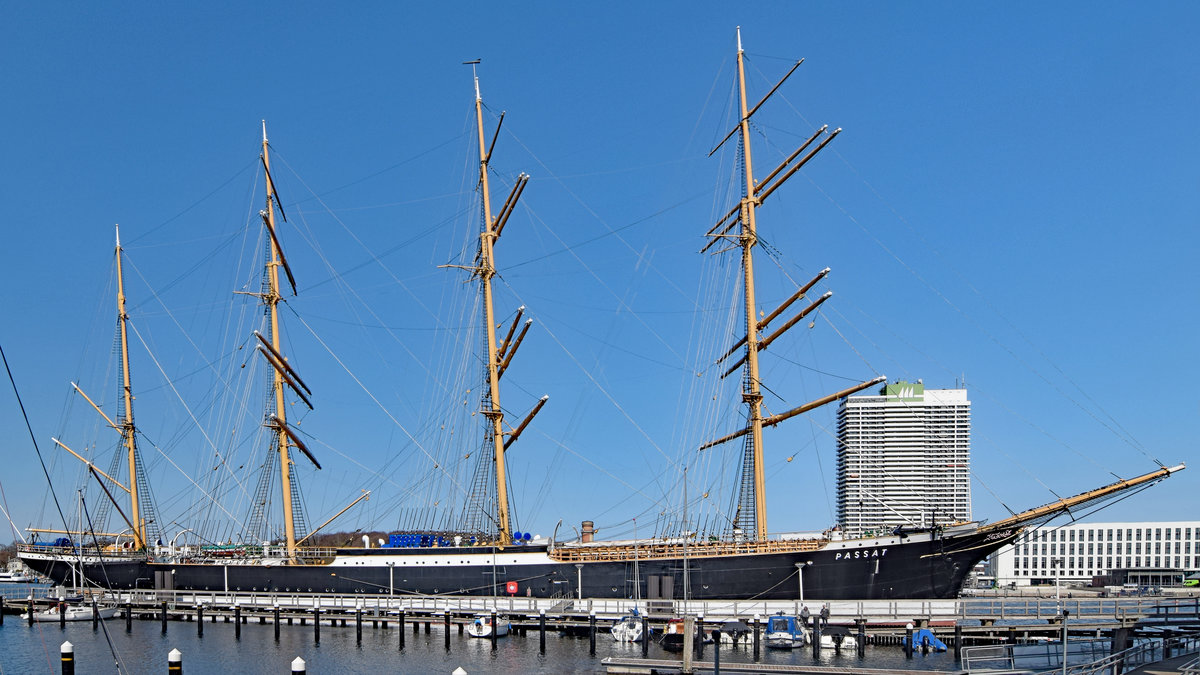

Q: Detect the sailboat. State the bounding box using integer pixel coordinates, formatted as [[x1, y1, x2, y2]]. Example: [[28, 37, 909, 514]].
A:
[[21, 36, 1183, 601]]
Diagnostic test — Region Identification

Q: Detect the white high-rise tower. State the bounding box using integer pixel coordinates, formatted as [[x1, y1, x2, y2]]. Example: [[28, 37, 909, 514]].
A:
[[836, 380, 971, 537]]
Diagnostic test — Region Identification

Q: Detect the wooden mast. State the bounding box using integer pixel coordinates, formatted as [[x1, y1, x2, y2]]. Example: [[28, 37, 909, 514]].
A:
[[472, 68, 513, 545], [261, 121, 298, 559], [733, 28, 770, 542], [114, 226, 145, 550]]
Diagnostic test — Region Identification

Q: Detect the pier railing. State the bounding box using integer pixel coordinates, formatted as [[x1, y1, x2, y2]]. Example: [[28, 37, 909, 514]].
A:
[[962, 632, 1200, 674], [17, 585, 1197, 626]]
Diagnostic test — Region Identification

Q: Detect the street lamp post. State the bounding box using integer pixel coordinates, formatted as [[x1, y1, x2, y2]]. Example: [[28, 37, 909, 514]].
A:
[[796, 561, 813, 604]]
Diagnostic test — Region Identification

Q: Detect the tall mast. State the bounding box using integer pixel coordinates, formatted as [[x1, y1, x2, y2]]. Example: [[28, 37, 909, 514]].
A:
[[734, 28, 769, 541], [472, 68, 513, 544], [261, 121, 298, 559], [114, 225, 145, 550]]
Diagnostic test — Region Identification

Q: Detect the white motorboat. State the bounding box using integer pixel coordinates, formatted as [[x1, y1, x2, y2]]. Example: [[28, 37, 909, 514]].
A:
[[820, 632, 858, 649], [611, 611, 646, 642], [0, 570, 34, 583], [765, 614, 807, 649], [465, 613, 510, 638], [22, 602, 118, 622]]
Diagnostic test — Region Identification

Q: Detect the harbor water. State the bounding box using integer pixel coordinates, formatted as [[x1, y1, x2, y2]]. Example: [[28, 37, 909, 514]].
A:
[[0, 611, 962, 674]]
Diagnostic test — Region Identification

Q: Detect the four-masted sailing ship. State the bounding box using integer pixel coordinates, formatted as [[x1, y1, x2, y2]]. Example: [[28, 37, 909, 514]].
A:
[[21, 34, 1182, 600]]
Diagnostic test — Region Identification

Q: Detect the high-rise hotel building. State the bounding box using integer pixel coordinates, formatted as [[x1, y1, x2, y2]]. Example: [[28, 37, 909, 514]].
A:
[[836, 380, 971, 537], [988, 520, 1200, 586]]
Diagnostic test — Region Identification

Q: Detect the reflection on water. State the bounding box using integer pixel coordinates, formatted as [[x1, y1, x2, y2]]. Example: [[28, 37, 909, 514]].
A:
[[0, 615, 964, 674]]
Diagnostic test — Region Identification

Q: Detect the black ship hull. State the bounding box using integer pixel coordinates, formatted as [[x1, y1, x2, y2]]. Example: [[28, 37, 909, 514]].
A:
[[21, 526, 1019, 600]]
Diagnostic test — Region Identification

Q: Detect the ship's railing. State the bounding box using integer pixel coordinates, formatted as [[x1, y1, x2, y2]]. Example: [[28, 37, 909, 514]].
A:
[[17, 543, 148, 560], [548, 537, 824, 563]]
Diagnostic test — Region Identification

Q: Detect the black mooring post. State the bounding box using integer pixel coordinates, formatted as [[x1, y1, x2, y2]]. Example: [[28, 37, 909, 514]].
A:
[[589, 611, 597, 656], [753, 616, 761, 661], [811, 616, 820, 659], [954, 623, 963, 660], [91, 598, 98, 631], [490, 610, 498, 651], [196, 605, 204, 638], [904, 623, 913, 659], [398, 610, 406, 650], [161, 601, 168, 634], [121, 601, 128, 632], [712, 629, 721, 674], [857, 618, 866, 657], [273, 606, 280, 642], [313, 607, 320, 645], [444, 611, 451, 651], [234, 606, 241, 640], [60, 641, 74, 675], [539, 609, 546, 654], [0, 596, 4, 626], [62, 601, 68, 630], [28, 595, 34, 627], [641, 616, 649, 657], [356, 608, 363, 644]]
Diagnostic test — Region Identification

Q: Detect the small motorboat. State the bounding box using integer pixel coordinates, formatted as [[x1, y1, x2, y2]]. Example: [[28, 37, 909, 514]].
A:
[[718, 619, 750, 646], [611, 609, 648, 642], [658, 618, 687, 652], [765, 613, 807, 649], [465, 613, 510, 638], [658, 617, 711, 651], [22, 602, 118, 622], [0, 571, 34, 583], [819, 628, 858, 649]]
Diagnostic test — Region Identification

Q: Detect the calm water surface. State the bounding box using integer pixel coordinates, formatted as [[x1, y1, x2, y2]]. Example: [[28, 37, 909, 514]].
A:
[[0, 613, 962, 674]]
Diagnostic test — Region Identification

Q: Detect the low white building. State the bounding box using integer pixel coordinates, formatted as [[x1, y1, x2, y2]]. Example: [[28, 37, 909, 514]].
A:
[[988, 520, 1200, 587]]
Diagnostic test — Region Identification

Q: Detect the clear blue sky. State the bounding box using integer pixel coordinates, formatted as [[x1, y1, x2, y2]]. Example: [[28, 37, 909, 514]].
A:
[[1, 3, 1196, 546]]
